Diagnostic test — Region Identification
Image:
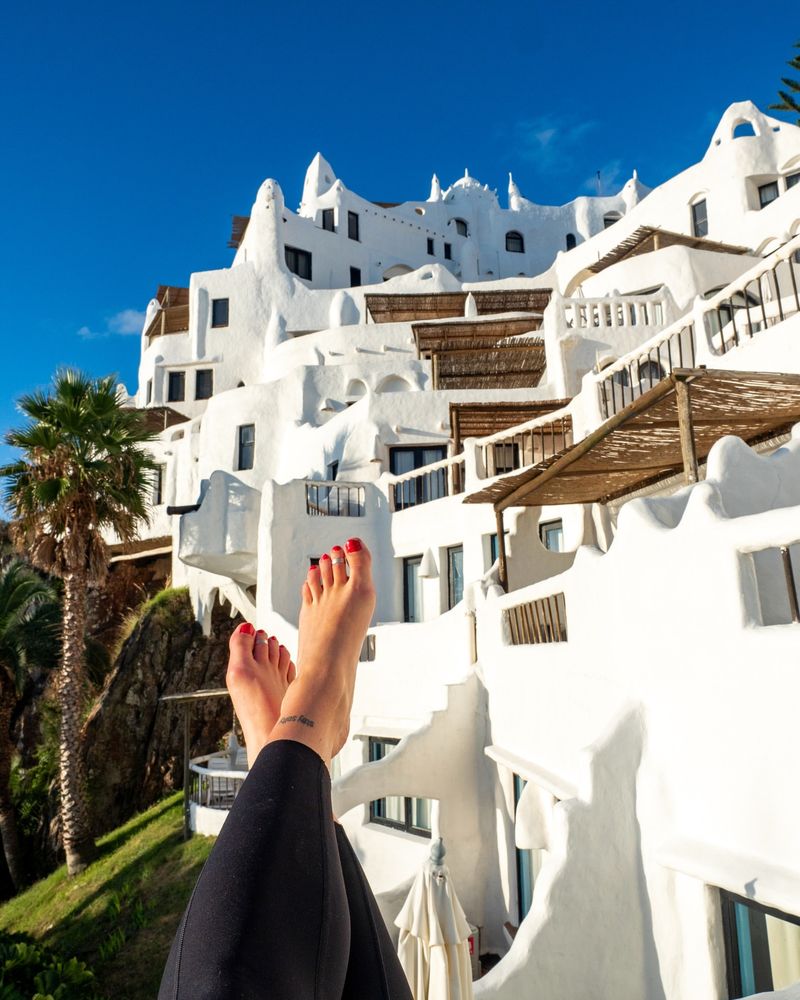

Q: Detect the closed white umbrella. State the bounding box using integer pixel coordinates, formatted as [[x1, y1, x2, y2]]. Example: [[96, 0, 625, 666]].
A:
[[395, 839, 474, 1000]]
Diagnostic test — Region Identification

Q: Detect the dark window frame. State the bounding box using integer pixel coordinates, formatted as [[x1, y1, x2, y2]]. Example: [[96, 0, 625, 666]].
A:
[[211, 298, 229, 328], [403, 554, 423, 623], [505, 230, 525, 253], [492, 442, 520, 475], [348, 211, 360, 241], [446, 545, 464, 610], [285, 245, 312, 280], [565, 233, 577, 251], [368, 737, 431, 837], [758, 180, 779, 210], [237, 423, 256, 471], [146, 379, 152, 405], [444, 242, 452, 260], [454, 218, 468, 237], [539, 519, 564, 552], [390, 445, 448, 509], [152, 464, 166, 506], [167, 370, 185, 403], [427, 237, 435, 255], [691, 199, 708, 238], [719, 889, 800, 998], [786, 171, 800, 190], [349, 266, 362, 287], [195, 368, 214, 400], [321, 208, 335, 232]]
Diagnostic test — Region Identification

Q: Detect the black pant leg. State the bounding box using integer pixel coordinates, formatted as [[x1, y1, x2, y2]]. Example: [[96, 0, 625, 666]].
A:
[[334, 824, 413, 1000], [159, 740, 350, 1000]]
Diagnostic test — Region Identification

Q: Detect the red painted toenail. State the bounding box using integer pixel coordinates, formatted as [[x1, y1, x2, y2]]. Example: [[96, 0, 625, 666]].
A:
[[309, 563, 320, 571], [269, 635, 276, 641], [332, 545, 343, 551], [321, 553, 330, 561], [241, 623, 255, 635], [346, 538, 362, 552]]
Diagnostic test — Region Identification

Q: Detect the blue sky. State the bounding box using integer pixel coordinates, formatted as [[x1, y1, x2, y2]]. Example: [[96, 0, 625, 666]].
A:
[[0, 0, 792, 465]]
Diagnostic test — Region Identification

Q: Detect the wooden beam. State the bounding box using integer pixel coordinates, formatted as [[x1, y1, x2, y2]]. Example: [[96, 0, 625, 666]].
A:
[[674, 377, 699, 484], [183, 704, 191, 841], [495, 509, 509, 592]]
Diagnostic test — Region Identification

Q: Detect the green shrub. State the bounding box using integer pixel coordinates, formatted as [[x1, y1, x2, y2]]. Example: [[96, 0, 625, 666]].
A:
[[0, 931, 97, 999]]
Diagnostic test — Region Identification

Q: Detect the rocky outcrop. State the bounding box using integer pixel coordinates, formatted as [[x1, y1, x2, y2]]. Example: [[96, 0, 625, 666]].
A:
[[83, 589, 239, 836]]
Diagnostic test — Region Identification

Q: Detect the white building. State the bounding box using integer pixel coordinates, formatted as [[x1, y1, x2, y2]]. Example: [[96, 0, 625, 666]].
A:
[[128, 101, 800, 999]]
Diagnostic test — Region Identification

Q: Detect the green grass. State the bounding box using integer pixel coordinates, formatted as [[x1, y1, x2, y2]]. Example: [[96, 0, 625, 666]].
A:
[[112, 586, 192, 660], [0, 793, 213, 1000]]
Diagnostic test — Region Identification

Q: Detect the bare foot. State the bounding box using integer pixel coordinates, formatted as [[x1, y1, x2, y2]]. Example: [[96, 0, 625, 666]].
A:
[[266, 538, 375, 768], [226, 625, 297, 767]]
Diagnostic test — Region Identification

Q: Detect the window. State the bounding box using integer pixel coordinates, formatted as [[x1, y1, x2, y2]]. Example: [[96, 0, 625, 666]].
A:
[[786, 171, 800, 190], [322, 208, 335, 232], [758, 181, 779, 210], [285, 246, 312, 280], [539, 519, 563, 552], [447, 546, 464, 609], [691, 199, 708, 238], [506, 230, 525, 253], [565, 233, 577, 251], [427, 237, 435, 255], [348, 211, 360, 241], [349, 266, 361, 287], [368, 738, 431, 837], [444, 242, 452, 260], [403, 555, 423, 623], [603, 213, 622, 229], [492, 442, 520, 475], [513, 775, 535, 922], [454, 218, 468, 237], [237, 424, 255, 471], [211, 298, 229, 328], [195, 369, 213, 400], [326, 460, 339, 481], [167, 371, 185, 403], [390, 445, 447, 508], [152, 464, 166, 506], [146, 379, 152, 405], [720, 890, 800, 996]]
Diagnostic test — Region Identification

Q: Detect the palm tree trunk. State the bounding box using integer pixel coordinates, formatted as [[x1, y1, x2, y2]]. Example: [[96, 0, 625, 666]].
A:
[[59, 565, 97, 875], [0, 690, 24, 891]]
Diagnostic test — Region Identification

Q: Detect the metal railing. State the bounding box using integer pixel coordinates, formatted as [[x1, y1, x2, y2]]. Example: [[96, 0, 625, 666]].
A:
[[305, 480, 366, 517], [597, 322, 696, 419], [506, 593, 568, 645], [389, 455, 466, 511], [562, 293, 666, 332], [189, 755, 248, 810], [704, 237, 800, 355], [479, 415, 573, 478]]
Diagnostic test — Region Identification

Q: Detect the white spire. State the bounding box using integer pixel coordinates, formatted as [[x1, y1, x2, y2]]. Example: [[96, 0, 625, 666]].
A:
[[428, 173, 442, 202], [508, 172, 524, 212]]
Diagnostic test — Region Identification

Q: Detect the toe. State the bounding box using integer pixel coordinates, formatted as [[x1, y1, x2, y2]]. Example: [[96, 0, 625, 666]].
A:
[[307, 563, 322, 601], [301, 582, 313, 605], [330, 545, 347, 585], [228, 622, 257, 680], [344, 538, 372, 588], [268, 635, 280, 665], [278, 643, 294, 681], [253, 629, 271, 667], [319, 552, 333, 589]]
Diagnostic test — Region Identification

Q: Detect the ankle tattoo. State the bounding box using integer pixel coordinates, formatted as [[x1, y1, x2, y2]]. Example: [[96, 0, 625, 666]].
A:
[[279, 714, 315, 728]]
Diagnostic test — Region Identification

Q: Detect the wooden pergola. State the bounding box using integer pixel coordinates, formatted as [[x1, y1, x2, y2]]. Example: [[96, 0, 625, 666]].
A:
[[586, 226, 750, 277], [465, 369, 800, 589], [365, 288, 551, 324], [144, 286, 190, 344], [228, 215, 250, 249], [450, 400, 571, 453]]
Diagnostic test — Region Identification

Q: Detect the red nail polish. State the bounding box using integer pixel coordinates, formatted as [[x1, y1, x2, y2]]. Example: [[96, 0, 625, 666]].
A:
[[269, 635, 276, 641], [321, 553, 330, 561], [256, 629, 266, 635], [309, 564, 320, 571], [332, 545, 343, 552], [346, 538, 362, 552], [241, 623, 255, 635]]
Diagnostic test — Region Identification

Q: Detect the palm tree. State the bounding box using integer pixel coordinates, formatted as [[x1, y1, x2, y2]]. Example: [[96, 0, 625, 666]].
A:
[[0, 561, 59, 890], [769, 41, 800, 125], [1, 369, 156, 875]]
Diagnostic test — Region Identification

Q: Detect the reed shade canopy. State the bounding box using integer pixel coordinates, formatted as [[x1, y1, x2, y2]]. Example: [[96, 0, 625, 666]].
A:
[[365, 288, 551, 324], [228, 215, 250, 249], [449, 400, 571, 452], [144, 285, 190, 343], [585, 226, 750, 276], [465, 369, 800, 510], [413, 316, 546, 391]]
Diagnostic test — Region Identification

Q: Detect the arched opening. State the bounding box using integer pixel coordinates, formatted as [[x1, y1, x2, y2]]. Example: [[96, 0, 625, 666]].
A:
[[565, 233, 577, 251], [345, 378, 367, 403], [637, 359, 664, 388], [452, 218, 468, 237], [382, 264, 414, 281], [377, 375, 412, 393], [603, 212, 622, 230], [733, 121, 757, 139], [505, 230, 525, 253], [237, 380, 245, 388]]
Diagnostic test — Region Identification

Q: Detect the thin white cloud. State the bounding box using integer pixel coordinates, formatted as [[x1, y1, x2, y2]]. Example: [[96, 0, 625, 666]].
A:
[[77, 308, 146, 340], [513, 115, 599, 173]]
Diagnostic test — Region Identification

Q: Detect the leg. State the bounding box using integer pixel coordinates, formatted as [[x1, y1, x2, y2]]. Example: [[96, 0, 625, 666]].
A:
[[159, 739, 349, 1000], [334, 824, 413, 1000]]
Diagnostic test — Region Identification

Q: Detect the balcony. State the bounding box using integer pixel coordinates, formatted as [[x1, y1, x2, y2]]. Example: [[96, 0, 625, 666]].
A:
[[389, 454, 466, 511], [305, 480, 366, 517]]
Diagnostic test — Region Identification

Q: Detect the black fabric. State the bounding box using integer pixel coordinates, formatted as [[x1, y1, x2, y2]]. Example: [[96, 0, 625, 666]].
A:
[[159, 739, 412, 1000]]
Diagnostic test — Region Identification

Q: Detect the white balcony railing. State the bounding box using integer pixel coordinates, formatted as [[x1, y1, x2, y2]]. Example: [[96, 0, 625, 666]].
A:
[[561, 292, 667, 333], [388, 454, 466, 511]]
